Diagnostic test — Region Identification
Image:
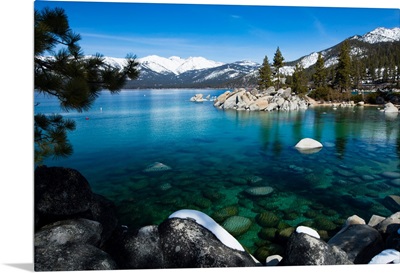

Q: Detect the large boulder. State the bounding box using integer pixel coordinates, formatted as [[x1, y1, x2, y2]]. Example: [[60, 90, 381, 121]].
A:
[[384, 102, 399, 113], [35, 218, 103, 247], [214, 91, 231, 107], [295, 138, 323, 151], [282, 230, 352, 265], [105, 210, 258, 269], [35, 166, 93, 216], [372, 212, 400, 251], [106, 225, 164, 269], [328, 224, 385, 264], [87, 194, 119, 244], [35, 243, 117, 271], [159, 217, 257, 268], [190, 93, 207, 102], [223, 90, 246, 109], [34, 218, 117, 271]]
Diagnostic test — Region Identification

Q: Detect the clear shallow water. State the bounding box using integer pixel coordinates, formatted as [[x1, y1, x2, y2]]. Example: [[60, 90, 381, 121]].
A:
[[35, 89, 400, 257]]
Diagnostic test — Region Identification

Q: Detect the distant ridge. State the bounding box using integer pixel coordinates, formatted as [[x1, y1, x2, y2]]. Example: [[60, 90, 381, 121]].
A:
[[99, 27, 400, 88]]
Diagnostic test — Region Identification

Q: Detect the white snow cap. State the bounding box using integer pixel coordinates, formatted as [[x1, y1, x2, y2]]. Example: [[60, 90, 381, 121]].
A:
[[369, 249, 400, 264], [296, 226, 320, 239], [168, 209, 245, 251]]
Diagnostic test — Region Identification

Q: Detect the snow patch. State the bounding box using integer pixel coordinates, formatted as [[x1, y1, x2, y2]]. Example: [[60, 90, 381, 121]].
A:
[[168, 209, 245, 252], [296, 226, 320, 239], [369, 249, 400, 264]]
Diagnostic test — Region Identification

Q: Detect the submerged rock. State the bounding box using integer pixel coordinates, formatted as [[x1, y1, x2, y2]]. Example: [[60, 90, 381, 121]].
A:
[[143, 162, 172, 172], [256, 212, 280, 228], [245, 186, 274, 196], [211, 205, 239, 223], [222, 216, 252, 236]]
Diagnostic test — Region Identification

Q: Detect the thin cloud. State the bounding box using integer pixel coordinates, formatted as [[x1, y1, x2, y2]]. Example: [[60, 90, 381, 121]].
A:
[[81, 32, 190, 47]]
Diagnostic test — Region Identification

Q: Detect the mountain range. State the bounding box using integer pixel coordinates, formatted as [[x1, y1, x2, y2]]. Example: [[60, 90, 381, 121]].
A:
[[103, 27, 400, 89]]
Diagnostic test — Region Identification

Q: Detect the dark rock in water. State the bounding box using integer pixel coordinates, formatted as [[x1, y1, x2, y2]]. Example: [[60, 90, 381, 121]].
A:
[[373, 212, 400, 234], [256, 212, 280, 228], [389, 178, 400, 187], [383, 195, 400, 212], [35, 166, 93, 226], [211, 205, 239, 223], [341, 195, 374, 210], [158, 218, 257, 268], [381, 171, 400, 179], [282, 232, 352, 265], [328, 224, 385, 264], [35, 218, 102, 247], [35, 243, 117, 271], [276, 227, 295, 244], [313, 217, 337, 231], [258, 228, 278, 241], [254, 246, 272, 264]]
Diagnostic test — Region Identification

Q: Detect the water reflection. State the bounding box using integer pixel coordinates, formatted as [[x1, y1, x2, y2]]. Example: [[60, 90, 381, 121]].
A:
[[255, 106, 399, 161]]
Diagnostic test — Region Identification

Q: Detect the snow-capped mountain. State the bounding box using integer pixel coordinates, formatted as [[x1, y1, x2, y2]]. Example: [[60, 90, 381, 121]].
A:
[[351, 27, 400, 44], [138, 55, 224, 75], [280, 27, 400, 76], [123, 56, 259, 88], [103, 27, 399, 88]]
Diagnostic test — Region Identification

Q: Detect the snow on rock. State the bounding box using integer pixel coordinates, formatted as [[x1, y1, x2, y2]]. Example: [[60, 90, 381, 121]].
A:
[[168, 209, 245, 252], [296, 226, 320, 239], [369, 249, 400, 264]]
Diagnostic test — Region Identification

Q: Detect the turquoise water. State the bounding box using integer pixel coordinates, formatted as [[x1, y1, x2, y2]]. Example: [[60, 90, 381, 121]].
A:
[[35, 89, 400, 257]]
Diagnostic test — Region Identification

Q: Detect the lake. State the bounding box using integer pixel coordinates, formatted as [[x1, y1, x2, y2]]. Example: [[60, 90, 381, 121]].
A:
[[34, 89, 400, 256]]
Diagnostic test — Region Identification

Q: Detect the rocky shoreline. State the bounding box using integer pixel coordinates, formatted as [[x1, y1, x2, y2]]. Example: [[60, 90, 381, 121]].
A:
[[190, 87, 400, 114], [34, 165, 400, 270]]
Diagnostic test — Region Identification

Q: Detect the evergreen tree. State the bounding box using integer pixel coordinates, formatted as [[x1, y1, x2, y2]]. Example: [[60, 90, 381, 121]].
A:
[[258, 55, 273, 91], [351, 57, 366, 89], [273, 47, 284, 89], [34, 7, 140, 164], [334, 40, 352, 92], [312, 53, 327, 89], [291, 63, 307, 94]]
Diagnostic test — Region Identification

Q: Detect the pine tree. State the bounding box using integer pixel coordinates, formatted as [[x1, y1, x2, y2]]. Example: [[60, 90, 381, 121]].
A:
[[34, 7, 140, 164], [351, 57, 366, 89], [313, 53, 327, 89], [291, 63, 307, 94], [334, 40, 352, 92], [273, 47, 284, 89], [258, 55, 273, 91]]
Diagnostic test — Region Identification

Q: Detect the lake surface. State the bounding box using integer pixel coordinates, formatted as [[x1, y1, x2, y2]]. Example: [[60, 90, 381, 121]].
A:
[[35, 89, 400, 257]]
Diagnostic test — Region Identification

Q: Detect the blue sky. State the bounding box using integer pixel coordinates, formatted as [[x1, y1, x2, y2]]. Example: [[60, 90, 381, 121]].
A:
[[34, 1, 399, 63]]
